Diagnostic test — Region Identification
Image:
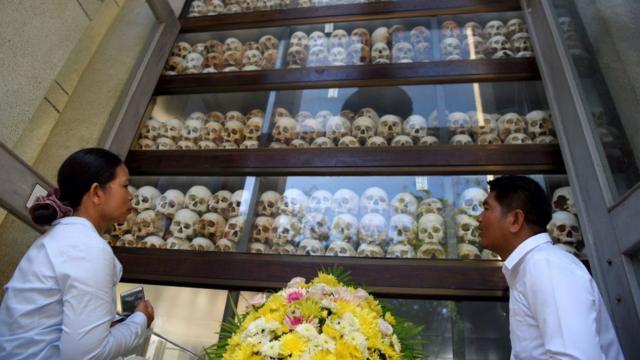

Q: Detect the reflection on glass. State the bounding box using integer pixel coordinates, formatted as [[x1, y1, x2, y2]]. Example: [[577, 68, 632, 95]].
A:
[[551, 0, 640, 200]]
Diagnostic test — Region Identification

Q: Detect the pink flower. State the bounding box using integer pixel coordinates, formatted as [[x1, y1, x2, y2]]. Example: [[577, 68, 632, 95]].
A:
[[284, 288, 306, 304], [354, 288, 369, 302], [285, 314, 304, 330], [248, 293, 267, 308], [287, 276, 306, 288]]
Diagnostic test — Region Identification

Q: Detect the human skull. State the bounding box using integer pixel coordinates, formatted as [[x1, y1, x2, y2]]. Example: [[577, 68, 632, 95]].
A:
[[356, 108, 379, 124], [183, 53, 204, 73], [244, 117, 263, 141], [170, 209, 200, 239], [310, 137, 335, 147], [252, 216, 274, 243], [329, 47, 347, 66], [185, 185, 212, 214], [240, 0, 257, 12], [298, 118, 324, 143], [224, 111, 246, 125], [525, 110, 554, 139], [271, 117, 298, 145], [458, 187, 487, 217], [418, 213, 445, 245], [207, 0, 225, 14], [487, 36, 512, 57], [511, 32, 532, 54], [222, 215, 246, 243], [471, 113, 500, 137], [449, 134, 474, 145], [505, 133, 532, 144], [223, 38, 243, 53], [140, 119, 162, 140], [171, 41, 192, 58], [223, 120, 246, 145], [547, 211, 581, 245], [386, 243, 416, 258], [190, 237, 215, 251], [552, 186, 577, 214], [497, 113, 525, 140], [414, 42, 432, 62], [484, 20, 506, 38], [534, 135, 557, 144], [207, 111, 225, 124], [350, 28, 370, 47], [259, 35, 279, 53], [133, 210, 166, 238], [417, 197, 443, 218], [440, 20, 461, 39], [188, 0, 207, 16], [325, 116, 351, 144], [308, 31, 328, 49], [463, 21, 483, 37], [347, 44, 371, 65], [296, 238, 326, 256], [198, 212, 225, 241], [258, 191, 281, 217], [228, 190, 248, 218], [204, 40, 224, 55], [306, 190, 332, 214], [242, 50, 263, 68], [366, 136, 388, 147], [329, 30, 349, 50], [477, 133, 502, 145], [440, 38, 462, 58], [325, 241, 356, 257], [390, 192, 418, 217], [315, 110, 333, 128], [163, 56, 185, 75], [371, 43, 391, 64], [290, 31, 309, 49], [272, 214, 301, 245], [391, 135, 414, 146], [249, 241, 270, 254], [279, 188, 308, 218], [455, 214, 480, 246], [371, 27, 390, 46], [301, 212, 330, 241], [295, 111, 313, 123], [479, 249, 501, 260], [410, 26, 431, 45], [117, 233, 139, 248], [403, 115, 428, 143], [165, 237, 190, 250], [176, 140, 196, 150], [462, 36, 486, 58], [136, 138, 155, 150], [111, 211, 137, 238], [239, 140, 258, 149], [214, 238, 237, 252], [388, 214, 417, 246], [418, 136, 439, 146], [360, 187, 388, 215], [392, 42, 414, 63], [358, 213, 387, 246], [447, 112, 472, 135], [139, 235, 166, 249], [307, 46, 329, 67], [416, 243, 446, 259], [506, 18, 527, 39], [155, 189, 185, 218], [181, 118, 204, 142], [332, 189, 359, 215], [330, 214, 359, 245], [156, 137, 176, 150], [350, 117, 375, 145], [458, 243, 481, 259], [160, 119, 184, 142], [377, 115, 403, 141], [209, 190, 232, 218], [357, 244, 385, 258], [269, 243, 295, 255], [132, 186, 161, 212]]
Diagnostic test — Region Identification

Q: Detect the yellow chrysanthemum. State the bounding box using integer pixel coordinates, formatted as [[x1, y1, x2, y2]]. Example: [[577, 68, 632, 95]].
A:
[[280, 333, 306, 358], [384, 312, 396, 325], [322, 323, 340, 339], [312, 273, 339, 287], [334, 300, 357, 317], [311, 350, 337, 360], [335, 339, 363, 359], [297, 297, 323, 319]]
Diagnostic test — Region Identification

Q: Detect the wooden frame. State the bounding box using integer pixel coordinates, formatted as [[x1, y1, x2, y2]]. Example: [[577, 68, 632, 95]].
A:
[[180, 0, 521, 32], [114, 247, 508, 300], [155, 58, 540, 95], [125, 144, 564, 176]]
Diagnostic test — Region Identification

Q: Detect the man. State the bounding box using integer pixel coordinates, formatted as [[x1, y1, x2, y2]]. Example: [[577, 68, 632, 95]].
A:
[[478, 175, 623, 359]]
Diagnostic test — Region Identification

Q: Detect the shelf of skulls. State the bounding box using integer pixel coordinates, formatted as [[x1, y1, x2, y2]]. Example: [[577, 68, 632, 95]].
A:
[[179, 0, 521, 32]]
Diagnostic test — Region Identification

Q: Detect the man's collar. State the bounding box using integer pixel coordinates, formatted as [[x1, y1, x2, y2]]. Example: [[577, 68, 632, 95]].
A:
[[503, 232, 552, 271]]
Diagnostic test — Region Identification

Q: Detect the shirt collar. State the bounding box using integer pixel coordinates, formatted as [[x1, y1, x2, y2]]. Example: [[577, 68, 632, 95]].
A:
[[52, 216, 99, 234], [503, 232, 552, 271]]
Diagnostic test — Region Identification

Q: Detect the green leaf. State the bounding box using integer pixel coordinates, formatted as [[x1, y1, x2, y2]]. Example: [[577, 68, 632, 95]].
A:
[[318, 265, 354, 286]]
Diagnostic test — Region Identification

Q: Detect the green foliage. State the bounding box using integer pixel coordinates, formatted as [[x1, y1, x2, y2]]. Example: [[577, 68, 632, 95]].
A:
[[319, 264, 354, 287], [204, 297, 244, 360]]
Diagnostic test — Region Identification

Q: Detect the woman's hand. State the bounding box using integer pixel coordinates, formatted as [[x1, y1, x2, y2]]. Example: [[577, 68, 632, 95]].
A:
[[135, 299, 154, 328]]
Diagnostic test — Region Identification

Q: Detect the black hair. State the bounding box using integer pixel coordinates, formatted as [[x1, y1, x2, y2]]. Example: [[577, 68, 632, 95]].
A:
[[29, 148, 123, 226], [487, 175, 552, 233]]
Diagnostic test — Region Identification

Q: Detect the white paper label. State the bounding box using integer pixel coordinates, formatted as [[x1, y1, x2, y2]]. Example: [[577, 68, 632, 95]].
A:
[[26, 184, 48, 209], [324, 23, 334, 33], [415, 177, 429, 191]]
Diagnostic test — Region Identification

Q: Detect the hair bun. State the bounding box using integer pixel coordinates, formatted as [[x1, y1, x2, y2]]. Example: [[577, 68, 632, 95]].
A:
[[29, 203, 59, 226]]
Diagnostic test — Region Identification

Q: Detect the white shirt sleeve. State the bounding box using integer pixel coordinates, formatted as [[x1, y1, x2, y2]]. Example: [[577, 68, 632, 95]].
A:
[[524, 256, 606, 360], [57, 242, 147, 359]]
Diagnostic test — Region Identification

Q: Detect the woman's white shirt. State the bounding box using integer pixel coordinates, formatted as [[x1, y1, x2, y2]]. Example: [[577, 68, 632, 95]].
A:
[[0, 217, 147, 359]]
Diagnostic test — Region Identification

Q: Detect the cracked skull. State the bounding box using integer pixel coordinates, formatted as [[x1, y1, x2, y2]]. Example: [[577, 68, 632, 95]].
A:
[[170, 209, 200, 239]]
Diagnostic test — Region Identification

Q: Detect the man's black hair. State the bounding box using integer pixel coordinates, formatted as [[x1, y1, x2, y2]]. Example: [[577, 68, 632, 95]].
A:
[[487, 175, 552, 233]]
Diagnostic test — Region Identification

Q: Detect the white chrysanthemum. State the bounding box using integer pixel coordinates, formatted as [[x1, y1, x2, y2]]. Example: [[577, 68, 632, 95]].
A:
[[261, 340, 281, 358], [392, 334, 401, 353], [378, 319, 393, 335], [314, 334, 336, 352], [340, 313, 360, 333], [295, 323, 319, 339], [345, 331, 368, 353], [241, 317, 280, 340], [309, 283, 334, 300], [320, 298, 336, 311]]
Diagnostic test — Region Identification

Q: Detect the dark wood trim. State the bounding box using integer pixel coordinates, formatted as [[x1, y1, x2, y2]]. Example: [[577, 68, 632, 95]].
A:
[[125, 144, 564, 176], [114, 247, 508, 300], [180, 0, 521, 32], [154, 58, 540, 95]]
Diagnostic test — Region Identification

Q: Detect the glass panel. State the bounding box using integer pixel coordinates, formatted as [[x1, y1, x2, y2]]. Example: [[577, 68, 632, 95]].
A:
[[434, 11, 534, 61], [551, 0, 640, 201], [135, 80, 551, 150], [117, 283, 227, 357], [183, 0, 396, 17]]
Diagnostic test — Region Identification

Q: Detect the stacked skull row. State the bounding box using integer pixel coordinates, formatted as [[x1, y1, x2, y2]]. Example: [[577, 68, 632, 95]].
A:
[[187, 0, 383, 17], [163, 35, 279, 75], [248, 186, 499, 259], [105, 185, 251, 252], [135, 109, 265, 150], [439, 18, 533, 60], [286, 25, 433, 68], [548, 186, 583, 257]]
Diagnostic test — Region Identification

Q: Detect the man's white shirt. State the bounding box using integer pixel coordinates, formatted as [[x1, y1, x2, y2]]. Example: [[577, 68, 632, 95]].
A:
[[0, 217, 147, 359], [503, 233, 623, 359]]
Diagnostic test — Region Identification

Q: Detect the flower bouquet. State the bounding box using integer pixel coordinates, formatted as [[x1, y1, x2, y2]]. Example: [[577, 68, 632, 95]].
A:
[[205, 268, 423, 360]]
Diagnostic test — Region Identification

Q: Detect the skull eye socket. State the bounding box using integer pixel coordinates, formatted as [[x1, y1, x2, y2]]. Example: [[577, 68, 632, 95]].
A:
[[557, 224, 567, 232], [570, 226, 580, 233], [432, 226, 441, 233], [464, 199, 473, 207], [460, 223, 471, 232], [184, 224, 191, 230]]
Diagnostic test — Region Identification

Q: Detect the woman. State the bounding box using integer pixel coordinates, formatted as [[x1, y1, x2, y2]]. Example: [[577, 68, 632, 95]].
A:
[[0, 148, 154, 359]]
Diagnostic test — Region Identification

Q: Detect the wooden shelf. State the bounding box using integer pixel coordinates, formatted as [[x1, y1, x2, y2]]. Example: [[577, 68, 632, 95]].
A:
[[154, 58, 540, 95], [180, 0, 521, 32], [114, 247, 508, 300], [125, 144, 564, 176]]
